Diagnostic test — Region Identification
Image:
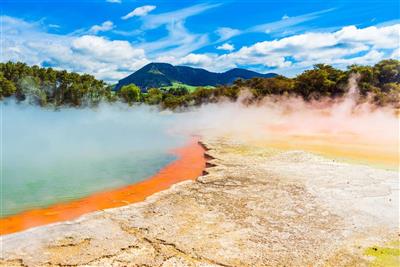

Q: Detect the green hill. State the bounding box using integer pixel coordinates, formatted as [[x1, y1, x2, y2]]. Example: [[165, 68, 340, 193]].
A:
[[115, 63, 277, 91]]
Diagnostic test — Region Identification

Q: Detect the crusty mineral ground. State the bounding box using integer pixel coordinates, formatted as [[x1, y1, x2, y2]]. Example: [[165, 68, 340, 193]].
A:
[[1, 138, 399, 266]]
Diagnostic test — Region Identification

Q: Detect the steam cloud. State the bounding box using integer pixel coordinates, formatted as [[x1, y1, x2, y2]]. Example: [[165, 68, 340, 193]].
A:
[[2, 102, 186, 215], [174, 75, 398, 166], [3, 74, 399, 170], [3, 102, 184, 165], [2, 75, 398, 215]]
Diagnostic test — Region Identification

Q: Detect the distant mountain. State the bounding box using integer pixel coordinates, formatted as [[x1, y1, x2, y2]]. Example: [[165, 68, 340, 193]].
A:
[[115, 63, 278, 91]]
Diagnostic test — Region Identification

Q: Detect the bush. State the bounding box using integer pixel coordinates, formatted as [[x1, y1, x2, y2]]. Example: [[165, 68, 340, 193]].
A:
[[374, 59, 400, 85], [167, 87, 189, 96], [0, 74, 17, 98], [119, 84, 141, 104], [192, 87, 213, 105], [144, 88, 163, 105], [162, 95, 189, 110], [294, 64, 346, 99]]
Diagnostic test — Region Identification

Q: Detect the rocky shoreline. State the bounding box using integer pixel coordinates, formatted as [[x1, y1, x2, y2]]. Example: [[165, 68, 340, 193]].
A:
[[1, 138, 398, 266]]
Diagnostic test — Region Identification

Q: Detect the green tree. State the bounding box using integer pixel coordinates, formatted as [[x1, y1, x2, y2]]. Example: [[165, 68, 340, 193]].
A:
[[0, 61, 114, 106], [374, 59, 400, 85], [245, 76, 294, 99], [213, 85, 240, 101], [162, 95, 188, 110], [294, 64, 345, 99], [192, 87, 213, 105], [167, 86, 189, 96], [0, 77, 17, 99], [144, 88, 163, 105], [348, 65, 378, 96], [119, 84, 141, 104]]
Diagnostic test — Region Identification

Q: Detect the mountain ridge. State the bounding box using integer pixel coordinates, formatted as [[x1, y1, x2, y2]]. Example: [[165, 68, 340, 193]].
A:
[[115, 63, 278, 91]]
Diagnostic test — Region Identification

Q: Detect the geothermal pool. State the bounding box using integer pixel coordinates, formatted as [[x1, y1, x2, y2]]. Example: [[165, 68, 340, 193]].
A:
[[2, 103, 185, 217], [2, 93, 398, 234], [3, 151, 177, 216]]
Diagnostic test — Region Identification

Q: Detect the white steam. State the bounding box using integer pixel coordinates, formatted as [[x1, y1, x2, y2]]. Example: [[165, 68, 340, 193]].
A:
[[175, 75, 398, 166], [2, 101, 185, 215], [2, 74, 398, 215]]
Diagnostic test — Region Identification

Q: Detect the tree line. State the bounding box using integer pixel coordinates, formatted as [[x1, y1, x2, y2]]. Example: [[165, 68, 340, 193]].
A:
[[1, 60, 399, 109], [0, 62, 114, 106]]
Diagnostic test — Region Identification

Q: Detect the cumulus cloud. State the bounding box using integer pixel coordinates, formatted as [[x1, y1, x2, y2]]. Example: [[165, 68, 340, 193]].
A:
[[228, 24, 399, 68], [89, 21, 114, 34], [176, 53, 215, 67], [106, 0, 121, 3], [1, 12, 398, 82], [217, 43, 235, 52], [1, 16, 149, 82], [122, 5, 156, 20], [154, 24, 399, 73], [72, 35, 146, 62]]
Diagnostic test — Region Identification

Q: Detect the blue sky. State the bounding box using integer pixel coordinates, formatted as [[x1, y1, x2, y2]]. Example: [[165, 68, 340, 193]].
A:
[[1, 0, 399, 82]]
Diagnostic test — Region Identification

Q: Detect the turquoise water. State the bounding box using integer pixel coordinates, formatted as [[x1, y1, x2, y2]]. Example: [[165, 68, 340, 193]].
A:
[[2, 102, 184, 217]]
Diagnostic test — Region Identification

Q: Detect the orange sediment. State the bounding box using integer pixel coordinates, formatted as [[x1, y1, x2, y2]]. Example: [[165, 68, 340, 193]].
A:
[[0, 138, 206, 235]]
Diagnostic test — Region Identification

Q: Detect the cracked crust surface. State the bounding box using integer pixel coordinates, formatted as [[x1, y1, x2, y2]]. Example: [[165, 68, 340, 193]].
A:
[[1, 138, 398, 266]]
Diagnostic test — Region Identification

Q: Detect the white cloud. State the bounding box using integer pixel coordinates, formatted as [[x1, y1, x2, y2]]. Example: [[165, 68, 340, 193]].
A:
[[220, 24, 399, 69], [135, 4, 219, 58], [213, 9, 334, 44], [391, 48, 400, 59], [156, 53, 235, 72], [122, 5, 156, 20], [177, 53, 214, 67], [140, 3, 220, 30], [48, 24, 60, 29], [335, 25, 399, 49], [1, 16, 149, 82], [106, 0, 121, 3], [249, 8, 334, 34], [88, 21, 114, 34], [155, 24, 399, 74], [0, 4, 221, 82], [217, 43, 235, 52], [215, 27, 241, 42], [72, 35, 146, 62], [1, 14, 398, 82], [137, 20, 209, 59]]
